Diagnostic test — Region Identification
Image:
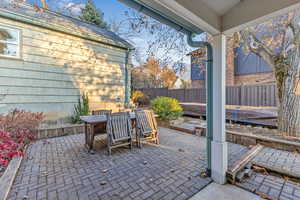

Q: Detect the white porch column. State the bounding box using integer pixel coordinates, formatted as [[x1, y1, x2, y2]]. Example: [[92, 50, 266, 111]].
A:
[[211, 34, 228, 184]]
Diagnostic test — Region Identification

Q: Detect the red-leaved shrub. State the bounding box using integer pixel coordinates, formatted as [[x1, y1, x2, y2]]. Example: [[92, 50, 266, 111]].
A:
[[0, 109, 44, 168], [0, 130, 23, 166], [0, 109, 44, 135]]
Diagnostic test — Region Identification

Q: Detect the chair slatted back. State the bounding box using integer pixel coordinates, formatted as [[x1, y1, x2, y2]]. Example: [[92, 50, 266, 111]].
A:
[[135, 110, 154, 136], [92, 110, 112, 116], [145, 110, 158, 131], [106, 112, 132, 142]]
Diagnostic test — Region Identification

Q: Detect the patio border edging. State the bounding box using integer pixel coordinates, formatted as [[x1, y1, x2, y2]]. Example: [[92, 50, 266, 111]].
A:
[[251, 160, 300, 179], [0, 155, 23, 200], [36, 124, 84, 139], [171, 124, 300, 152], [226, 130, 300, 152]]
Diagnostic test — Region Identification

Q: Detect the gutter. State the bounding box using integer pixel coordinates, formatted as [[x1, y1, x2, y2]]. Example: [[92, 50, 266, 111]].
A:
[[124, 49, 131, 106], [118, 0, 196, 36]]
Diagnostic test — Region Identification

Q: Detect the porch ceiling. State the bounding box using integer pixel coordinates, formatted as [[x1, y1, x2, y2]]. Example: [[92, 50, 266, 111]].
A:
[[120, 0, 300, 35]]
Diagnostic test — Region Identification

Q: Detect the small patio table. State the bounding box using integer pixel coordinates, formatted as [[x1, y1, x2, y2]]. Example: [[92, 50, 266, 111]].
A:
[[80, 113, 136, 154]]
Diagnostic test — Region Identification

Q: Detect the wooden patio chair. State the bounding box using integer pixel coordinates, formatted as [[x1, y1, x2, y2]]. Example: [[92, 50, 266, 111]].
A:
[[135, 109, 159, 148], [106, 112, 133, 155], [91, 110, 112, 135]]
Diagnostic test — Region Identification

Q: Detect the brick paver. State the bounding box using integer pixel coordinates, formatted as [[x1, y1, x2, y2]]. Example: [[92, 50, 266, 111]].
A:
[[239, 172, 300, 200], [8, 128, 248, 200]]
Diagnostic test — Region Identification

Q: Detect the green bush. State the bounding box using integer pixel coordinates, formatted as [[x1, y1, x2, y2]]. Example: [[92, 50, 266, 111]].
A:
[[150, 96, 183, 121], [71, 93, 90, 123]]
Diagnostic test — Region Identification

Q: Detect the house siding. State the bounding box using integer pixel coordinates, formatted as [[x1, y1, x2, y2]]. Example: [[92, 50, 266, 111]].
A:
[[0, 18, 130, 120]]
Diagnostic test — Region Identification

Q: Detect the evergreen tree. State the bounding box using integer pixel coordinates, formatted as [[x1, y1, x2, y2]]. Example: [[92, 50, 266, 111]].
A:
[[80, 0, 108, 29]]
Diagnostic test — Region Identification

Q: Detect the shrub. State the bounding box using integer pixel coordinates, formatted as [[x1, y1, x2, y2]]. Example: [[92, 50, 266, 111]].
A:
[[0, 110, 44, 168], [132, 90, 149, 106], [0, 130, 23, 166], [72, 93, 90, 123], [150, 96, 183, 121], [0, 109, 44, 139]]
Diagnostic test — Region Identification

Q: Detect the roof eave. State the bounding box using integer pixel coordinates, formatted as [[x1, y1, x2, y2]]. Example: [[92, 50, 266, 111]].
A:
[[118, 0, 204, 36], [0, 8, 134, 50]]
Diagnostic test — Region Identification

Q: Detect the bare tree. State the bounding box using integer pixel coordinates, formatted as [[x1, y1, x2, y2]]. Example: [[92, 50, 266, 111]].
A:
[[110, 10, 194, 71], [237, 12, 300, 137]]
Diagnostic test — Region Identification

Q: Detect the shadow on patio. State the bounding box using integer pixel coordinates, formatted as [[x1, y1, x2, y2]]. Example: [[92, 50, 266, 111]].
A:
[[8, 128, 249, 200]]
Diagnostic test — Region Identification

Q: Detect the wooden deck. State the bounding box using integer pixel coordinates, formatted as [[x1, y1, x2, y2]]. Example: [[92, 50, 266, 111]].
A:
[[180, 103, 278, 128]]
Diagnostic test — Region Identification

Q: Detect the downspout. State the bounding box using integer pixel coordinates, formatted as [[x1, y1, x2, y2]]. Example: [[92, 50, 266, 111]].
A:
[[125, 48, 132, 107], [187, 34, 213, 176]]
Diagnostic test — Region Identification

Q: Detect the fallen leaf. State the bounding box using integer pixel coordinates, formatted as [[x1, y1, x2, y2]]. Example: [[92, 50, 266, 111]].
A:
[[200, 171, 208, 178], [22, 195, 28, 200], [100, 181, 107, 185], [252, 166, 268, 175], [259, 193, 268, 199], [283, 176, 290, 181], [41, 171, 48, 175]]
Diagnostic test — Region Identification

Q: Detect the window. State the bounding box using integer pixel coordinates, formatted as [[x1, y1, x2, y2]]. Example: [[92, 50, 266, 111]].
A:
[[0, 25, 20, 58]]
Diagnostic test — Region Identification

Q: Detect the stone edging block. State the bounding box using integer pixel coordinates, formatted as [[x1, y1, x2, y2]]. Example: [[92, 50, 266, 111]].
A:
[[0, 154, 24, 200]]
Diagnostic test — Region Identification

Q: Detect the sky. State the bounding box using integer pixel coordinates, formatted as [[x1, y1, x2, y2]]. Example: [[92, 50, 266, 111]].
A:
[[27, 0, 131, 21], [95, 0, 128, 22]]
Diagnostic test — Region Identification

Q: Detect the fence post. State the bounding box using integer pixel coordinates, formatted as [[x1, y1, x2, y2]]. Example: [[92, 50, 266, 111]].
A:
[[240, 85, 245, 106]]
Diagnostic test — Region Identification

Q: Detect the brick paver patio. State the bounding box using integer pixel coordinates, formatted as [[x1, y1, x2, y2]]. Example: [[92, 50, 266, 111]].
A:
[[8, 128, 249, 200], [253, 147, 300, 178]]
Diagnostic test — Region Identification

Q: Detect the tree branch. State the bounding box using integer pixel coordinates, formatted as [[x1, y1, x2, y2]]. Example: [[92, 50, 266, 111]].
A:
[[240, 29, 275, 68]]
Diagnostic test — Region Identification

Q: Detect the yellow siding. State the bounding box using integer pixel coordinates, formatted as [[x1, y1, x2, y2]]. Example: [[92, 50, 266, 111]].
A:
[[0, 18, 128, 120]]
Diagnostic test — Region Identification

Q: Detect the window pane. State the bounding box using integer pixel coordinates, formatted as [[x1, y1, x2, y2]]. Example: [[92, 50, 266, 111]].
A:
[[0, 42, 18, 57], [0, 27, 18, 43]]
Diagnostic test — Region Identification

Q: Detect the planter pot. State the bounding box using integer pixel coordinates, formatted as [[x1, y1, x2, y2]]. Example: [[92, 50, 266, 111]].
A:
[[157, 118, 184, 128], [157, 120, 171, 128], [170, 117, 185, 125]]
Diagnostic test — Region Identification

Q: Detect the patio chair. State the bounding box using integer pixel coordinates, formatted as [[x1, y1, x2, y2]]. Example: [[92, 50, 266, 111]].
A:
[[106, 112, 133, 155], [92, 110, 112, 135], [135, 109, 159, 148]]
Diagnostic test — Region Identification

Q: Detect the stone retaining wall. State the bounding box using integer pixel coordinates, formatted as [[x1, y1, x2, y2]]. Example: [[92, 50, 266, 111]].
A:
[[36, 124, 84, 139], [195, 126, 300, 152]]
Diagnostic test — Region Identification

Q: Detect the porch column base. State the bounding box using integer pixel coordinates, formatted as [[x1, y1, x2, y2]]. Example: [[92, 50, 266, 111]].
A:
[[211, 140, 228, 184]]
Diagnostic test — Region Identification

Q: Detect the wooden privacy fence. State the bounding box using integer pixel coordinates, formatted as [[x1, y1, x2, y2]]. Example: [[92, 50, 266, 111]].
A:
[[140, 84, 278, 107]]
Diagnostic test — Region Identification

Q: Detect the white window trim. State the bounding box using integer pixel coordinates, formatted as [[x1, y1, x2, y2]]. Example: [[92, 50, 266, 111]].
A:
[[0, 24, 21, 59]]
